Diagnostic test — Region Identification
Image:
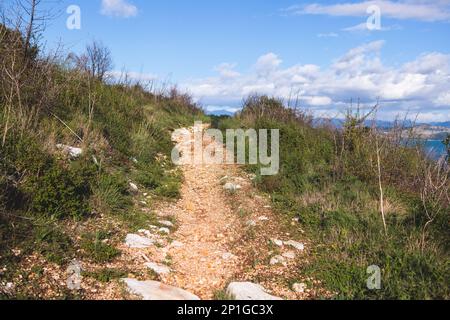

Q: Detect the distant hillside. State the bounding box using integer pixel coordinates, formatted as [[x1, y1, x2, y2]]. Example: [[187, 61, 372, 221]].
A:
[[206, 109, 236, 117]]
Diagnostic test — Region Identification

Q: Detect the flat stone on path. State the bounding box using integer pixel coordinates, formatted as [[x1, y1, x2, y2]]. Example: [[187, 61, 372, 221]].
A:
[[285, 240, 305, 251], [226, 282, 282, 300], [223, 183, 242, 192], [145, 262, 171, 275], [125, 234, 154, 248], [159, 227, 170, 234], [159, 220, 174, 228], [271, 239, 283, 247], [246, 220, 257, 227], [170, 241, 184, 248], [282, 251, 296, 259], [222, 252, 236, 260], [292, 283, 307, 293], [122, 279, 200, 300], [270, 255, 287, 266]]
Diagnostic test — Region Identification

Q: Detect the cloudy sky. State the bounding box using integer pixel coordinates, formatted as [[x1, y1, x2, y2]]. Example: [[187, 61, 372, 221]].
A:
[[26, 1, 450, 121]]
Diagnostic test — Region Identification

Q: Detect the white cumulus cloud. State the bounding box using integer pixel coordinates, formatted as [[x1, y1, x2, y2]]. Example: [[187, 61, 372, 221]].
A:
[[287, 1, 450, 22], [181, 41, 450, 122], [101, 0, 138, 18]]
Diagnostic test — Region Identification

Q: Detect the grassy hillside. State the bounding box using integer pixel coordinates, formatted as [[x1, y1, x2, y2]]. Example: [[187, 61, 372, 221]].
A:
[[0, 24, 205, 299], [214, 96, 449, 299]]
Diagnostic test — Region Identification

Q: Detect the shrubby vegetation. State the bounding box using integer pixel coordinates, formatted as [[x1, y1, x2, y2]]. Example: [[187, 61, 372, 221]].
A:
[[214, 95, 449, 299], [0, 17, 204, 298]]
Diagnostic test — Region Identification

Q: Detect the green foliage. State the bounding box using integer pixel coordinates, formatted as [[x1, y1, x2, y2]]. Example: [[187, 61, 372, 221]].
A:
[[93, 172, 131, 214], [34, 225, 74, 265], [0, 23, 205, 299], [83, 268, 127, 283], [80, 231, 121, 263], [134, 164, 165, 189], [155, 180, 181, 199], [28, 161, 95, 220], [216, 95, 449, 300]]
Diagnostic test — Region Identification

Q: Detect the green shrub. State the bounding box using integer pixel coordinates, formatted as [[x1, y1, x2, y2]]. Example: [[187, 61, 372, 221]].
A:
[[81, 232, 121, 263], [28, 162, 94, 220], [216, 95, 449, 300], [155, 181, 181, 199], [83, 268, 127, 283], [34, 225, 74, 265], [93, 172, 131, 214], [134, 164, 164, 189]]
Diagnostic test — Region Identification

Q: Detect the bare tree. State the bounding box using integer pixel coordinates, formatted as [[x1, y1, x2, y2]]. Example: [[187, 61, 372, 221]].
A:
[[7, 0, 58, 61], [22, 0, 38, 59], [419, 157, 449, 252], [82, 41, 113, 81]]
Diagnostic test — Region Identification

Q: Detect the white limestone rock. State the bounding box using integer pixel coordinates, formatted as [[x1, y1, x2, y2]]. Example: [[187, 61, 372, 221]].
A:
[[270, 255, 287, 266], [292, 283, 307, 294], [271, 239, 284, 247], [158, 227, 170, 234], [56, 144, 83, 158], [125, 234, 154, 248], [159, 220, 174, 228], [223, 183, 242, 192], [122, 279, 200, 300], [282, 251, 296, 259], [285, 240, 305, 251], [226, 282, 282, 300], [145, 262, 171, 275], [129, 182, 139, 193]]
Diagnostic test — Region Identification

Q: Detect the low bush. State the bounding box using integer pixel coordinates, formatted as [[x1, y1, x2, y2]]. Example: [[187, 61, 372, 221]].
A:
[[80, 232, 121, 263], [216, 95, 449, 299]]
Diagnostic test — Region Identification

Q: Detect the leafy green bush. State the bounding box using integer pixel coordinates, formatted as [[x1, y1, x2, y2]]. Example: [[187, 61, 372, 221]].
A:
[[83, 268, 127, 283], [34, 225, 75, 265], [81, 232, 121, 263], [155, 181, 181, 199], [93, 172, 131, 214], [28, 161, 95, 220], [216, 95, 449, 299]]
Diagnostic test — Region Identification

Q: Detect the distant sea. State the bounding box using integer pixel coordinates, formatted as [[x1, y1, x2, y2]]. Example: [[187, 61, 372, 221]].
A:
[[424, 140, 447, 160]]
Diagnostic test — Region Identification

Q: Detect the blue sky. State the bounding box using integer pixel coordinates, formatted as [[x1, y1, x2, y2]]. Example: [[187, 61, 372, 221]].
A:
[[10, 0, 450, 121]]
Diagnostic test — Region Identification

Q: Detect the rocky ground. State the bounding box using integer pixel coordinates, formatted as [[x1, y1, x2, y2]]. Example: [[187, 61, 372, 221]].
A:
[[115, 124, 329, 300], [3, 124, 328, 300]]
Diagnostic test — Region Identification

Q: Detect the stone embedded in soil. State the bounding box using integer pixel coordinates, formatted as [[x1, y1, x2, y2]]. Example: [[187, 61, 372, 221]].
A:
[[270, 255, 287, 266], [125, 234, 154, 248], [222, 252, 236, 260], [246, 220, 257, 227], [56, 144, 83, 158], [138, 229, 153, 238], [159, 227, 170, 234], [226, 282, 283, 300], [170, 241, 184, 248], [122, 279, 200, 300], [282, 251, 296, 259], [2, 282, 15, 294], [292, 283, 307, 293], [159, 220, 174, 228], [258, 216, 269, 221], [145, 262, 171, 275], [129, 182, 139, 193], [285, 240, 305, 251], [223, 183, 242, 192], [271, 239, 283, 247]]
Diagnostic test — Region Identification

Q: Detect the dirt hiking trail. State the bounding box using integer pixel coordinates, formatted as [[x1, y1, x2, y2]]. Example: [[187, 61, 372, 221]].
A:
[[119, 124, 325, 300]]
